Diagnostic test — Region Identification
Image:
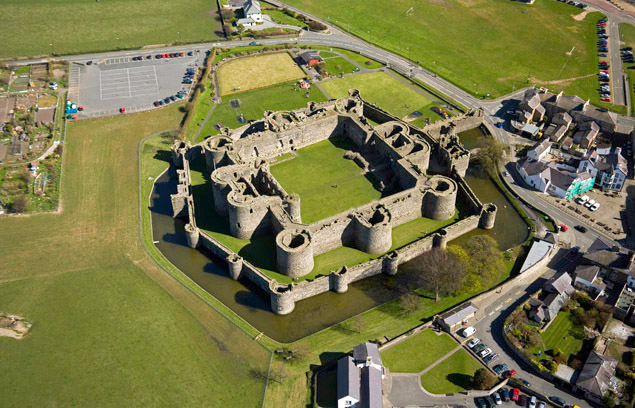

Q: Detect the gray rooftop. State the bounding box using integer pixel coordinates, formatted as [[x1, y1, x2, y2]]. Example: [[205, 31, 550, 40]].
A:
[[360, 366, 383, 408], [440, 302, 478, 326], [576, 351, 617, 397], [353, 342, 382, 366], [337, 356, 361, 401], [243, 0, 261, 15], [574, 265, 600, 283], [519, 239, 553, 273]]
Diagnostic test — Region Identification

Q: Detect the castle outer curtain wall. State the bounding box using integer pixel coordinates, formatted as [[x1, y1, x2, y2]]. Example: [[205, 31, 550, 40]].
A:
[[168, 90, 494, 314]]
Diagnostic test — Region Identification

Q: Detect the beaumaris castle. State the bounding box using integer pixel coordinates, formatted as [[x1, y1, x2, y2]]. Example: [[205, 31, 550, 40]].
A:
[[170, 90, 497, 314]]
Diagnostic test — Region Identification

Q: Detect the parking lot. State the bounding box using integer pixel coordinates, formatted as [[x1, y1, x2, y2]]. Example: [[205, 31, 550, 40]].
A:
[[72, 52, 205, 117]]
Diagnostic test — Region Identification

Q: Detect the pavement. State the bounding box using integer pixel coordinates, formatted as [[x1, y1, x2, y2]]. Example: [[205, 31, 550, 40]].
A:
[[608, 15, 627, 107]]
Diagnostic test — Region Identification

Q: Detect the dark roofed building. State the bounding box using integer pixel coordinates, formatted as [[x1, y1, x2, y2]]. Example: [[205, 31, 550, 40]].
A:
[[353, 342, 382, 367], [583, 238, 635, 288], [337, 357, 360, 408], [573, 265, 604, 298], [298, 51, 323, 67], [576, 351, 618, 403], [545, 272, 575, 296], [338, 342, 384, 408]]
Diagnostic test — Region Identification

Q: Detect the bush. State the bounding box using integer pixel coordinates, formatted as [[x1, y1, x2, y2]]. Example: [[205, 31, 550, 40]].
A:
[[473, 368, 497, 390], [11, 195, 28, 213], [307, 20, 327, 31]]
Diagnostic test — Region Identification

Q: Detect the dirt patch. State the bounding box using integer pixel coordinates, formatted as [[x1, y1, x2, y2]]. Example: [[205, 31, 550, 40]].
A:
[[52, 69, 65, 80], [0, 314, 32, 339], [529, 72, 596, 86], [571, 10, 589, 21]]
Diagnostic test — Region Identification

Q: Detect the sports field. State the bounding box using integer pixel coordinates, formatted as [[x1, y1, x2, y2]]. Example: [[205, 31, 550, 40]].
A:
[[0, 0, 222, 59], [381, 330, 458, 373], [0, 106, 269, 407], [320, 71, 445, 126], [270, 137, 382, 223], [217, 53, 306, 96], [285, 0, 605, 101], [419, 349, 483, 394], [196, 80, 327, 141]]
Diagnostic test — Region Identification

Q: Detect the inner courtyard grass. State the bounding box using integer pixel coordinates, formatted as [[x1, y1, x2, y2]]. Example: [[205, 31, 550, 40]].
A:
[[319, 71, 444, 126], [270, 137, 382, 223], [419, 348, 482, 394], [540, 310, 585, 360], [381, 330, 458, 373], [0, 0, 222, 59], [196, 81, 327, 141], [0, 106, 270, 407], [285, 0, 608, 103], [217, 52, 306, 96]]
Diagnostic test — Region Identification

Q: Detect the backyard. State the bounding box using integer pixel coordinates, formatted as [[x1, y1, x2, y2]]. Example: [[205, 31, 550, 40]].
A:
[[0, 0, 223, 59], [0, 105, 270, 407], [419, 348, 483, 394], [541, 310, 585, 362], [285, 0, 613, 108], [381, 330, 458, 373]]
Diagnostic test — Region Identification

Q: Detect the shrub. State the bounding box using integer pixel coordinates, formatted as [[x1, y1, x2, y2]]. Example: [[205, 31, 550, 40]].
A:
[[473, 368, 497, 390]]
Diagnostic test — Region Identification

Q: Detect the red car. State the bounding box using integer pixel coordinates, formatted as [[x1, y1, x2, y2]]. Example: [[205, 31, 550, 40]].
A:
[[559, 224, 568, 232], [120, 107, 126, 114], [600, 60, 609, 64], [179, 52, 184, 57], [511, 388, 520, 401], [601, 97, 611, 102], [601, 70, 610, 74]]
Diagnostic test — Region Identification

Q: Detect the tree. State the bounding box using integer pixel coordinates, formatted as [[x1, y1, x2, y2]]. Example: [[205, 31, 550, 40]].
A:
[[11, 195, 28, 213], [463, 235, 505, 288], [473, 368, 497, 390], [403, 247, 466, 302], [398, 292, 421, 315], [476, 138, 506, 175]]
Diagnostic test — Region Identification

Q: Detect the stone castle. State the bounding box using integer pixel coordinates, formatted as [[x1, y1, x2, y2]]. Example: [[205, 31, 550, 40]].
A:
[[169, 90, 496, 314]]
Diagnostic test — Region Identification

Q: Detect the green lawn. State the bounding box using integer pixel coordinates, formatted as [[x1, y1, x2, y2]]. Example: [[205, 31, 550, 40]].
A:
[[321, 56, 359, 76], [285, 0, 611, 104], [270, 137, 382, 223], [196, 80, 327, 141], [0, 106, 270, 407], [0, 0, 222, 59], [310, 46, 384, 69], [185, 78, 215, 140], [319, 71, 445, 126], [420, 349, 483, 394], [541, 311, 585, 361], [621, 23, 635, 115], [381, 330, 458, 373]]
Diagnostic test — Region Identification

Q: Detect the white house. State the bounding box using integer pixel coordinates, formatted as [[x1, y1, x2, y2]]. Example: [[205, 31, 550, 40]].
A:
[[243, 0, 263, 22], [237, 17, 256, 27], [595, 149, 627, 191], [337, 343, 383, 408], [517, 158, 549, 193], [527, 139, 551, 161]]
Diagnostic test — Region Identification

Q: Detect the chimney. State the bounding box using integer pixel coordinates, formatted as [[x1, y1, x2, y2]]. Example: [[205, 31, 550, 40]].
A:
[[583, 99, 590, 112]]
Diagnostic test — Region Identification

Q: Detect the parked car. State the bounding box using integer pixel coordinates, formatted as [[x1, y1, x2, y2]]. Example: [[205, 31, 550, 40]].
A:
[[529, 395, 537, 408], [559, 224, 568, 232], [187, 51, 194, 56], [146, 55, 152, 60], [474, 343, 487, 353], [486, 396, 496, 408], [511, 388, 520, 401], [585, 199, 596, 208], [502, 388, 510, 402], [169, 95, 176, 102], [494, 392, 502, 405], [461, 326, 476, 337], [520, 379, 531, 387], [549, 396, 566, 405], [574, 225, 587, 233], [484, 353, 499, 364], [153, 101, 160, 107], [479, 348, 492, 358], [476, 397, 487, 408], [537, 401, 546, 408], [590, 202, 600, 211], [468, 338, 481, 348], [163, 97, 170, 104], [519, 394, 528, 406], [249, 41, 259, 45], [504, 369, 517, 378], [493, 363, 508, 374]]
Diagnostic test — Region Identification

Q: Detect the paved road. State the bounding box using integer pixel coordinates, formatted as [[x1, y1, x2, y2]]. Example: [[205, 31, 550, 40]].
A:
[[608, 15, 627, 107]]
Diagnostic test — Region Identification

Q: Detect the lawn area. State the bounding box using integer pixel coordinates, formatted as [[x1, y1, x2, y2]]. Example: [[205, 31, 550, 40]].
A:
[[419, 349, 482, 394], [320, 71, 445, 126], [284, 0, 608, 103], [0, 0, 222, 59], [621, 23, 635, 115], [185, 78, 215, 140], [321, 55, 359, 76], [270, 137, 382, 223], [196, 80, 327, 141], [381, 330, 458, 373], [0, 105, 270, 407], [310, 46, 384, 69], [217, 52, 306, 96], [541, 310, 585, 361]]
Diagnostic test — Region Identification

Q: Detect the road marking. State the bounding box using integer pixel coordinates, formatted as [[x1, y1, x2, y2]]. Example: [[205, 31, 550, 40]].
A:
[[505, 297, 513, 303], [515, 290, 521, 295]]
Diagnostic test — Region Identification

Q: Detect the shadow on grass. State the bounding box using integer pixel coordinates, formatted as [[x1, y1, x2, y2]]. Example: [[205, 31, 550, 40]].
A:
[[318, 351, 348, 366], [446, 373, 474, 391]]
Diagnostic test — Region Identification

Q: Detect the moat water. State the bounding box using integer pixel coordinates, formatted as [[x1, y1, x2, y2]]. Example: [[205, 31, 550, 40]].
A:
[[149, 129, 527, 342]]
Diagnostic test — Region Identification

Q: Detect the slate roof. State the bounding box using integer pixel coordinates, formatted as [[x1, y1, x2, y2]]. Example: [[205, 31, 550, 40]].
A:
[[576, 351, 617, 397], [531, 139, 551, 156], [552, 93, 585, 111], [553, 111, 573, 126], [546, 272, 574, 296], [360, 366, 383, 408], [518, 158, 549, 176], [547, 166, 574, 191], [584, 237, 633, 270], [243, 0, 261, 15], [543, 292, 566, 321], [299, 51, 322, 64], [337, 356, 361, 402], [353, 342, 382, 366], [575, 265, 601, 282], [439, 302, 478, 327], [603, 151, 628, 174]]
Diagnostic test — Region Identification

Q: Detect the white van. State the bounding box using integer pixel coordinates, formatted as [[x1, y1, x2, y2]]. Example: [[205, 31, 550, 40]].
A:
[[461, 326, 476, 337]]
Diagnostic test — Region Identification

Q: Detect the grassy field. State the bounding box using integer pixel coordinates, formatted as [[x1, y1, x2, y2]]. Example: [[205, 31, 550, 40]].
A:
[[0, 106, 270, 407], [419, 349, 482, 394], [285, 0, 610, 103], [320, 54, 359, 76], [0, 0, 222, 59], [185, 78, 215, 140], [620, 23, 635, 115], [310, 46, 385, 70], [196, 80, 327, 141], [381, 330, 458, 373], [320, 71, 446, 126], [217, 53, 306, 95], [270, 137, 382, 223], [541, 310, 585, 360]]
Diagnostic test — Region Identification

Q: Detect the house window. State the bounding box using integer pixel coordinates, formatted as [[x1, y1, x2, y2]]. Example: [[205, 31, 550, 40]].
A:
[[345, 400, 353, 407]]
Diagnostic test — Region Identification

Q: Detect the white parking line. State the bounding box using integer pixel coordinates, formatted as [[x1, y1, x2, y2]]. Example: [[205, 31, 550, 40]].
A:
[[99, 66, 160, 100]]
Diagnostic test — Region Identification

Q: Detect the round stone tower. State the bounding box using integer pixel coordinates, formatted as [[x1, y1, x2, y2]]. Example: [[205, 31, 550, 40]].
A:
[[354, 205, 392, 254], [269, 283, 295, 315], [382, 252, 399, 276], [184, 223, 200, 248], [171, 140, 188, 169], [433, 229, 448, 249], [203, 136, 233, 172], [330, 267, 349, 293], [424, 175, 458, 220], [227, 191, 269, 239], [210, 167, 232, 216], [479, 203, 497, 230], [275, 229, 314, 277], [286, 193, 302, 224], [226, 254, 243, 280]]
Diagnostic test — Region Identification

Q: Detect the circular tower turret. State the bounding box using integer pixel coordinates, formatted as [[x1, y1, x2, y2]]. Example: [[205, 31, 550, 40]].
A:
[[275, 229, 314, 278], [354, 205, 393, 254], [424, 175, 458, 220], [479, 203, 497, 230]]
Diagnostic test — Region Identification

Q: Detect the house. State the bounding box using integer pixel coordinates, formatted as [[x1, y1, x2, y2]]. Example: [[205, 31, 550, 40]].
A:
[[543, 91, 617, 133], [583, 237, 635, 287], [544, 123, 568, 143], [337, 342, 384, 408], [518, 238, 555, 274], [552, 111, 574, 130], [435, 302, 478, 332], [544, 272, 575, 297], [237, 17, 256, 27], [562, 137, 573, 151], [517, 158, 550, 192], [298, 51, 323, 67], [529, 292, 567, 324], [572, 121, 599, 150], [520, 123, 541, 139], [517, 88, 546, 124], [573, 265, 605, 298], [575, 351, 618, 403], [545, 166, 594, 200], [578, 150, 600, 177], [596, 142, 612, 156], [595, 149, 627, 191], [527, 139, 551, 161], [243, 0, 263, 22]]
